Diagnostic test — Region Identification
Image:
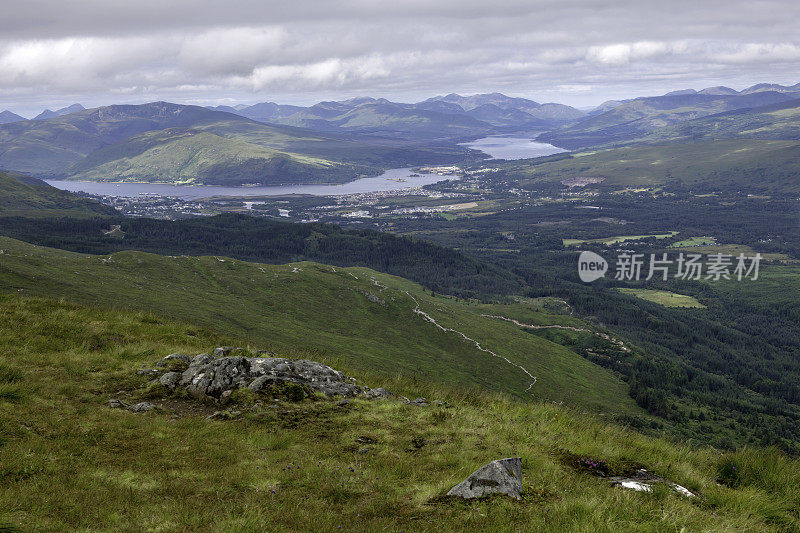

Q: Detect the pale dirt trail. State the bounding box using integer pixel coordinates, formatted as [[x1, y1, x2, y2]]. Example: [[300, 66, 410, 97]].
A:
[[404, 292, 537, 392], [481, 314, 630, 352]]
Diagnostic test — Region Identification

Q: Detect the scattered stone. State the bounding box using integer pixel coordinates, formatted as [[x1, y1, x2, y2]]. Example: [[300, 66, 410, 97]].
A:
[[130, 402, 155, 413], [446, 458, 523, 500], [207, 410, 241, 420], [156, 353, 191, 367], [213, 346, 238, 357], [364, 388, 393, 399], [357, 447, 371, 454], [136, 368, 161, 377], [356, 436, 376, 444], [159, 372, 181, 391], [407, 397, 429, 406], [337, 399, 351, 407], [608, 469, 696, 498], [108, 399, 129, 409]]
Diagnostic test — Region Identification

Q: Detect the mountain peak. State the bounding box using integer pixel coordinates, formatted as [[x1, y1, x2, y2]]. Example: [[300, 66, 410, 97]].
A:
[[0, 110, 26, 124], [33, 103, 85, 120]]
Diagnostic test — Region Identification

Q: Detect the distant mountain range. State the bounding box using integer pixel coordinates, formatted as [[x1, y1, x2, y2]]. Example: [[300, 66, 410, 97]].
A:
[[0, 102, 480, 185], [2, 82, 800, 184], [540, 83, 800, 149], [209, 93, 585, 138], [33, 103, 86, 121]]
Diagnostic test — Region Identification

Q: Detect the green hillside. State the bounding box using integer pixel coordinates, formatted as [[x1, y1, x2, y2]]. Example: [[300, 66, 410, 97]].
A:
[[0, 235, 638, 415], [539, 92, 800, 149], [0, 102, 479, 185], [0, 170, 117, 217], [66, 128, 369, 185], [636, 97, 800, 145], [501, 139, 800, 194], [1, 291, 799, 530]]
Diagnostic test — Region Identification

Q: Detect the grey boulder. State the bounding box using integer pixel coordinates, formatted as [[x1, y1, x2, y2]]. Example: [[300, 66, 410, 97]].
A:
[[131, 402, 155, 413], [156, 353, 191, 367], [159, 372, 182, 391], [180, 356, 362, 402], [446, 457, 523, 500]]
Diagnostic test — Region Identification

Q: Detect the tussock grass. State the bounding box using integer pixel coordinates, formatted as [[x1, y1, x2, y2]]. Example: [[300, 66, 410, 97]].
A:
[[1, 293, 799, 531]]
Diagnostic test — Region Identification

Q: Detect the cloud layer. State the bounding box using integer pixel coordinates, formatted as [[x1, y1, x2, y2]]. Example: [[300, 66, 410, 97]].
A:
[[2, 0, 800, 115]]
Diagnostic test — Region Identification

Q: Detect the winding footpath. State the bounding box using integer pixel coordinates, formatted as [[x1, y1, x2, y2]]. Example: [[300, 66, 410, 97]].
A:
[[480, 314, 630, 352], [404, 291, 538, 392]]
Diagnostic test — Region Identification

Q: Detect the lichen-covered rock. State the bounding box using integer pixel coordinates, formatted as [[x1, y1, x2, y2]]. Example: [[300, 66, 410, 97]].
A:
[[156, 353, 191, 367], [179, 355, 363, 402], [446, 458, 523, 500], [364, 388, 393, 399], [159, 372, 182, 391], [131, 402, 155, 413], [407, 397, 429, 406]]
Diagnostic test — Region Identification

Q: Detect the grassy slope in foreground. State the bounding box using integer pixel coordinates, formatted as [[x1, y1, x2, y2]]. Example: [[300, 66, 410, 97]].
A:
[[0, 170, 117, 217], [502, 139, 800, 194], [1, 293, 799, 531], [0, 235, 637, 415]]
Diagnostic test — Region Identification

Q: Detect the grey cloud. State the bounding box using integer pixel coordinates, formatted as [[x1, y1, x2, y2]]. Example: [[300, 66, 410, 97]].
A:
[[1, 1, 800, 115]]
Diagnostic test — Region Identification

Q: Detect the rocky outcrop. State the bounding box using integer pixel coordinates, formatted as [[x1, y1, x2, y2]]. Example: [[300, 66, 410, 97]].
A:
[[126, 348, 395, 406], [446, 457, 523, 500], [180, 355, 363, 401]]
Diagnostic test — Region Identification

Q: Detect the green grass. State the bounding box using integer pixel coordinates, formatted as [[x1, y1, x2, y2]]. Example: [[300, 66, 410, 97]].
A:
[[669, 243, 790, 261], [563, 232, 677, 247], [670, 236, 716, 247], [615, 288, 706, 309], [1, 292, 799, 531], [0, 236, 639, 416]]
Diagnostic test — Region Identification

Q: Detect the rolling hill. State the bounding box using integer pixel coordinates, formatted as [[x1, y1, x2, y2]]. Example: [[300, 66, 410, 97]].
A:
[[0, 169, 117, 217], [497, 138, 800, 194], [0, 102, 480, 185], [0, 234, 638, 414], [541, 91, 800, 149], [633, 97, 800, 145]]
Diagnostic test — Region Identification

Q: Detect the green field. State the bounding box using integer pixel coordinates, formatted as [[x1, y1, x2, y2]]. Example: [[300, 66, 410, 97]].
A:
[[0, 236, 639, 415], [670, 243, 790, 261], [2, 292, 799, 530], [616, 288, 706, 308], [563, 232, 678, 247], [670, 236, 716, 247]]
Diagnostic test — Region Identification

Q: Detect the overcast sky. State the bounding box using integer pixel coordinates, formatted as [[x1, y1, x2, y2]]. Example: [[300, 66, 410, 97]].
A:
[[2, 0, 800, 116]]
